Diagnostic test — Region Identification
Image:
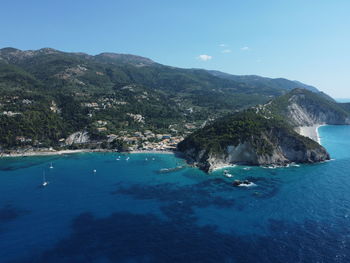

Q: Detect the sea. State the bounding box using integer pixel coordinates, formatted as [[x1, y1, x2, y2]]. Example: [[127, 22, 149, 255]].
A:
[[336, 98, 350, 103], [0, 125, 350, 263]]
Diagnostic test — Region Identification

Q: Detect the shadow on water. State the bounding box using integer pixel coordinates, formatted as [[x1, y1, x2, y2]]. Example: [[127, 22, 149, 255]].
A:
[[6, 168, 350, 262], [0, 204, 30, 224], [112, 178, 236, 211], [245, 176, 282, 199], [0, 157, 60, 172], [13, 212, 350, 263]]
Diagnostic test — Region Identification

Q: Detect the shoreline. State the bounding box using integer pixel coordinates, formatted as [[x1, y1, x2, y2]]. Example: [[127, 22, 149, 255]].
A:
[[316, 125, 326, 145], [297, 124, 325, 144], [128, 150, 175, 155], [211, 164, 238, 172], [0, 149, 175, 158]]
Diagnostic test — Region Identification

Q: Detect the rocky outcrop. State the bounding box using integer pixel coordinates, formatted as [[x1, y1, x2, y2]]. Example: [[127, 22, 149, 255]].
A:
[[180, 132, 329, 172], [178, 110, 330, 172], [65, 131, 89, 145]]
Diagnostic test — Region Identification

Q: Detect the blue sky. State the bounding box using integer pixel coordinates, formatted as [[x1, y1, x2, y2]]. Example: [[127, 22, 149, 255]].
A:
[[1, 0, 349, 97]]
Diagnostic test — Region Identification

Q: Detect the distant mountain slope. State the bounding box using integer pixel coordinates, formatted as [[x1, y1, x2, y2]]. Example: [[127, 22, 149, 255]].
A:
[[0, 47, 278, 112], [208, 70, 319, 93], [263, 89, 350, 126], [339, 103, 350, 112]]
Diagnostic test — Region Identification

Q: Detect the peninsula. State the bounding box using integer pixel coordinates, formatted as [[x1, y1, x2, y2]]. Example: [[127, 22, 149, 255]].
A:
[[178, 89, 350, 172]]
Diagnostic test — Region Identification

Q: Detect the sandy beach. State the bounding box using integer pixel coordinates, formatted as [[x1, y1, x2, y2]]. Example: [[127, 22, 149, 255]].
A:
[[128, 150, 175, 155], [0, 149, 176, 158], [0, 149, 104, 158], [296, 124, 324, 144]]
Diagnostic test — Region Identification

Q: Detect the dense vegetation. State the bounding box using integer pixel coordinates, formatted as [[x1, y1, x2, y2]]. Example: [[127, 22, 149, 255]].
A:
[[0, 47, 339, 150], [208, 70, 319, 93], [177, 110, 320, 156]]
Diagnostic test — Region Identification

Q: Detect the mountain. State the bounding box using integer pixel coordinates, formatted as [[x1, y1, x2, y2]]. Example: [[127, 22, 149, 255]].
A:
[[0, 47, 331, 152], [262, 88, 350, 127], [208, 70, 320, 93], [177, 88, 350, 172]]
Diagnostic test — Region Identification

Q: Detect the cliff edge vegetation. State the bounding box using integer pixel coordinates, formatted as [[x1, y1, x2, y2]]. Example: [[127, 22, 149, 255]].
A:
[[177, 109, 330, 172]]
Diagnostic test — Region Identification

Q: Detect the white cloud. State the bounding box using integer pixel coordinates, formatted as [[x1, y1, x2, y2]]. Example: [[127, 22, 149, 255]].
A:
[[241, 46, 250, 51], [219, 44, 227, 47], [197, 54, 213, 61], [221, 49, 232, 53]]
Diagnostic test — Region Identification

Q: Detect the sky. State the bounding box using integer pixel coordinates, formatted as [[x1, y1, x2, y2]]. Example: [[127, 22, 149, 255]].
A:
[[1, 0, 349, 98]]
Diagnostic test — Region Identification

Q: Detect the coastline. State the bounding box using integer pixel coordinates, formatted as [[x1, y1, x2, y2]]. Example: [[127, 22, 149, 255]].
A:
[[0, 149, 175, 158], [316, 125, 326, 145], [128, 150, 174, 155], [297, 124, 324, 144], [211, 164, 237, 172]]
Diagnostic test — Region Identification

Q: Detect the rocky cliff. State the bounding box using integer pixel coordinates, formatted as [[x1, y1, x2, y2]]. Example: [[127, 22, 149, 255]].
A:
[[259, 89, 350, 142], [65, 131, 90, 145], [266, 89, 350, 126], [177, 110, 330, 172]]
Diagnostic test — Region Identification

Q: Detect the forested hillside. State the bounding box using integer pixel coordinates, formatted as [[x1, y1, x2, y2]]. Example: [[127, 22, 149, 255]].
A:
[[0, 47, 327, 150]]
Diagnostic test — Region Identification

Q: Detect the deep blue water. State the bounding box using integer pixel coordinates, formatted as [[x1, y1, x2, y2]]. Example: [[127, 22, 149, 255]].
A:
[[1, 126, 350, 263]]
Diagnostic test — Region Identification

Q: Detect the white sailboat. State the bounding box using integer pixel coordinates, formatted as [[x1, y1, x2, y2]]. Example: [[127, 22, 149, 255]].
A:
[[49, 162, 54, 169], [42, 170, 48, 187]]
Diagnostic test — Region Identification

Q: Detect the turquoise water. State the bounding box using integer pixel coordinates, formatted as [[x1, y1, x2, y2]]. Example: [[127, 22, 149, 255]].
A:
[[0, 126, 350, 262]]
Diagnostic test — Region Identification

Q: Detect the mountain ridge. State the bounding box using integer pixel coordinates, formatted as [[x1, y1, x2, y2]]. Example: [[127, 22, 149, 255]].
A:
[[0, 47, 340, 156]]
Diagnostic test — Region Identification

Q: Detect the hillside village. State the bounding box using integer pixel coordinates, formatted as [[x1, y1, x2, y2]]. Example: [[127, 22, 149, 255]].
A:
[[0, 47, 325, 154], [0, 94, 197, 153]]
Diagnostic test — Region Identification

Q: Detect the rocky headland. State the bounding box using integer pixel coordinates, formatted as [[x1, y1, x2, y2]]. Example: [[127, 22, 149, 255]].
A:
[[177, 89, 350, 172]]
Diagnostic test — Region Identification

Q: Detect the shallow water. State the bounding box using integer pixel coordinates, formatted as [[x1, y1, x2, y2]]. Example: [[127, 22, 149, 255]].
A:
[[0, 126, 350, 262]]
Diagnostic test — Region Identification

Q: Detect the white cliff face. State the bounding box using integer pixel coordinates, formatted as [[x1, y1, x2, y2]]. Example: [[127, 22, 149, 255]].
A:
[[286, 95, 350, 142], [288, 102, 317, 126], [287, 95, 350, 127], [204, 143, 258, 171], [181, 128, 330, 172], [65, 131, 89, 145]]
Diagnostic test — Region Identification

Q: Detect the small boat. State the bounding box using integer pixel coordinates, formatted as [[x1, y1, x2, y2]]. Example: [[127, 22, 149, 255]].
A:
[[93, 169, 97, 173], [42, 171, 48, 187], [243, 167, 251, 171], [49, 162, 54, 169], [126, 157, 130, 161]]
